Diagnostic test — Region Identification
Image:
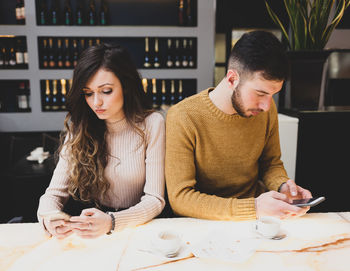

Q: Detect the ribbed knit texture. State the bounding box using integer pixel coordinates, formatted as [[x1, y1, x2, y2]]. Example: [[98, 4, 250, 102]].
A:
[[38, 112, 165, 232], [165, 88, 288, 221]]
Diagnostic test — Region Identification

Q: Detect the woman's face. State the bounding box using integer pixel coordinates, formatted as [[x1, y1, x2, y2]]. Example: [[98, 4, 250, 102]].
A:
[[82, 68, 125, 123]]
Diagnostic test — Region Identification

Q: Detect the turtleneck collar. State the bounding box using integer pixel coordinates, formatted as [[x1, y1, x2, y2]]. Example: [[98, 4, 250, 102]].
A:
[[105, 117, 128, 133]]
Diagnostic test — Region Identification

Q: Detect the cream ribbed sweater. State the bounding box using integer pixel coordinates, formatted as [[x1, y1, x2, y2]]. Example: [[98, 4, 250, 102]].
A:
[[38, 112, 165, 231], [165, 88, 288, 221]]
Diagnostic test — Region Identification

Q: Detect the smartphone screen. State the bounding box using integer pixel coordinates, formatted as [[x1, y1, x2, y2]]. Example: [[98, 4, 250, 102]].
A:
[[292, 197, 325, 207]]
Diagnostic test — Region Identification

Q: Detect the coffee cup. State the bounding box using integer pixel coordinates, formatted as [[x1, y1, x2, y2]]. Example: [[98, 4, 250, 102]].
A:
[[151, 230, 181, 256], [254, 216, 281, 238]]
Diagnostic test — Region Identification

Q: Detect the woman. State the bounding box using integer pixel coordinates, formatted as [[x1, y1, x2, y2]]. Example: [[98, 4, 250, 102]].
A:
[[37, 44, 165, 239]]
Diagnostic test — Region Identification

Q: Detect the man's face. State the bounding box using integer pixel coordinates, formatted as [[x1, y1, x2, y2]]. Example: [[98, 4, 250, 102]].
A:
[[231, 72, 283, 118]]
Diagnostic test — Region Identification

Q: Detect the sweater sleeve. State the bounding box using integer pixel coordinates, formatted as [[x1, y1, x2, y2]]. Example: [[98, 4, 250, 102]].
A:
[[259, 102, 289, 191], [165, 107, 256, 221], [113, 113, 166, 231]]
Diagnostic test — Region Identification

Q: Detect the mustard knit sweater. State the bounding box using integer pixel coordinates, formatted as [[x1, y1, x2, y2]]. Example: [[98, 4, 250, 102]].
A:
[[165, 88, 289, 220]]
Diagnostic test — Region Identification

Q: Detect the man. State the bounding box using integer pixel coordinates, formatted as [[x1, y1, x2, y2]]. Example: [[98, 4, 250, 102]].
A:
[[165, 30, 312, 221]]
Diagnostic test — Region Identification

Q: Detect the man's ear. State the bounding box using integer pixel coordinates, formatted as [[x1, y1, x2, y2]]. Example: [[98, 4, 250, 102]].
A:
[[226, 69, 240, 88]]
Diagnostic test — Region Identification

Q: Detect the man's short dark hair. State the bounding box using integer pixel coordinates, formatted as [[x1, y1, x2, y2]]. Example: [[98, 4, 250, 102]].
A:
[[228, 30, 289, 81]]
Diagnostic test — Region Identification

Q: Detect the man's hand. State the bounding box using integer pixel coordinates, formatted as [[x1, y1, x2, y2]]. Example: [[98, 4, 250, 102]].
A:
[[256, 190, 310, 219], [279, 179, 312, 200], [67, 208, 113, 239]]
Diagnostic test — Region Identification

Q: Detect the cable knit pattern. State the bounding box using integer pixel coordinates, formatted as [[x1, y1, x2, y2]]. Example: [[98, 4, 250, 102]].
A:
[[38, 112, 165, 232], [165, 88, 289, 221]]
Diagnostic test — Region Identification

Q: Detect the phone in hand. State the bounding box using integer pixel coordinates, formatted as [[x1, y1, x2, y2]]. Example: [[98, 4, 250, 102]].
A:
[[292, 196, 325, 207], [40, 210, 71, 222]]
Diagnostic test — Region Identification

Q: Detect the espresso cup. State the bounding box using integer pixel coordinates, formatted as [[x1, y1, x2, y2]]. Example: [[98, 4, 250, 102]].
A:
[[254, 216, 281, 238], [151, 230, 181, 256]]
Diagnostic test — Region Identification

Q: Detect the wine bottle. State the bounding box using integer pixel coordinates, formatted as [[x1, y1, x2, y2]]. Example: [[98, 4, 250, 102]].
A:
[[52, 79, 59, 110], [166, 39, 173, 68], [170, 79, 176, 105], [15, 0, 25, 25], [8, 44, 17, 67], [160, 80, 169, 111], [151, 78, 158, 108], [143, 37, 151, 68], [181, 39, 188, 67], [50, 0, 60, 25], [23, 39, 28, 67], [48, 38, 56, 68], [178, 79, 183, 102], [42, 38, 49, 68], [142, 78, 148, 93], [88, 38, 94, 48], [44, 79, 52, 110], [63, 0, 73, 26], [76, 0, 84, 25], [16, 81, 29, 111], [64, 38, 71, 68], [174, 39, 181, 67], [96, 38, 101, 45], [60, 79, 67, 110], [15, 38, 24, 68], [99, 0, 108, 25], [0, 45, 6, 68], [72, 39, 79, 67], [153, 38, 160, 68], [88, 0, 97, 26], [186, 0, 193, 26], [178, 0, 185, 26], [188, 39, 195, 67], [79, 38, 86, 56], [38, 0, 47, 25], [57, 38, 64, 68]]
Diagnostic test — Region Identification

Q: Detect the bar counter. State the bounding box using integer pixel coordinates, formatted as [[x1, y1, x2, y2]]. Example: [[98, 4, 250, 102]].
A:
[[1, 212, 350, 271]]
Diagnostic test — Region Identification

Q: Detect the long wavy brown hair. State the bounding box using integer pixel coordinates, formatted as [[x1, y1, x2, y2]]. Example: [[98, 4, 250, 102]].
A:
[[57, 44, 153, 205]]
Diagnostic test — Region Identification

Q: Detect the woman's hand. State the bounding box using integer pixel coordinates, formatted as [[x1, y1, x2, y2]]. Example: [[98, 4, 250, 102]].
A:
[[67, 208, 113, 239], [43, 219, 73, 239]]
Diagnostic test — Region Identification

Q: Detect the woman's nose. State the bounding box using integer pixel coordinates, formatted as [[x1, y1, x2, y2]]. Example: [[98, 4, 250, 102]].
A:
[[93, 94, 103, 107]]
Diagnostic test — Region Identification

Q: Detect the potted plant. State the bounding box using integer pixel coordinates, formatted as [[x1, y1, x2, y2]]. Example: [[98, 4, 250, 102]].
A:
[[265, 0, 350, 110]]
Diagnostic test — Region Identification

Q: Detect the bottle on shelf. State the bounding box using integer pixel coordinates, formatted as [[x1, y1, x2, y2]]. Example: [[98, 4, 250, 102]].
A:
[[178, 79, 184, 102], [88, 0, 97, 25], [16, 81, 30, 112], [188, 39, 195, 67], [23, 39, 28, 67], [153, 38, 160, 68], [8, 43, 17, 67], [181, 39, 189, 67], [170, 79, 176, 105], [0, 45, 7, 68], [60, 79, 67, 110], [76, 0, 84, 25], [99, 0, 109, 25], [15, 0, 25, 25], [48, 38, 56, 68], [51, 79, 59, 110], [44, 79, 52, 110], [64, 38, 71, 68], [79, 38, 86, 55], [160, 80, 169, 111], [42, 38, 49, 68], [15, 38, 24, 69], [174, 39, 181, 68], [38, 0, 48, 25], [63, 0, 73, 26], [72, 39, 79, 67], [178, 0, 185, 26], [186, 0, 193, 26], [57, 38, 64, 68], [143, 37, 151, 68], [151, 78, 158, 108], [88, 38, 94, 48], [50, 0, 60, 25], [166, 39, 174, 68], [142, 78, 148, 93]]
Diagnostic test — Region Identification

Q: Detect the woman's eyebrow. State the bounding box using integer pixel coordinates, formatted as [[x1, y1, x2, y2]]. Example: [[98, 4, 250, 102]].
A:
[[82, 83, 114, 90]]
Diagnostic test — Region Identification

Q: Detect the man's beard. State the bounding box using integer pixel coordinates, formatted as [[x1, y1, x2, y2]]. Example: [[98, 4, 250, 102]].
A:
[[231, 85, 250, 118]]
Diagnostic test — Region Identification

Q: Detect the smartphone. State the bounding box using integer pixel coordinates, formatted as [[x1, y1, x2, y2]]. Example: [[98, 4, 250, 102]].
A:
[[40, 210, 71, 222], [292, 196, 325, 207]]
